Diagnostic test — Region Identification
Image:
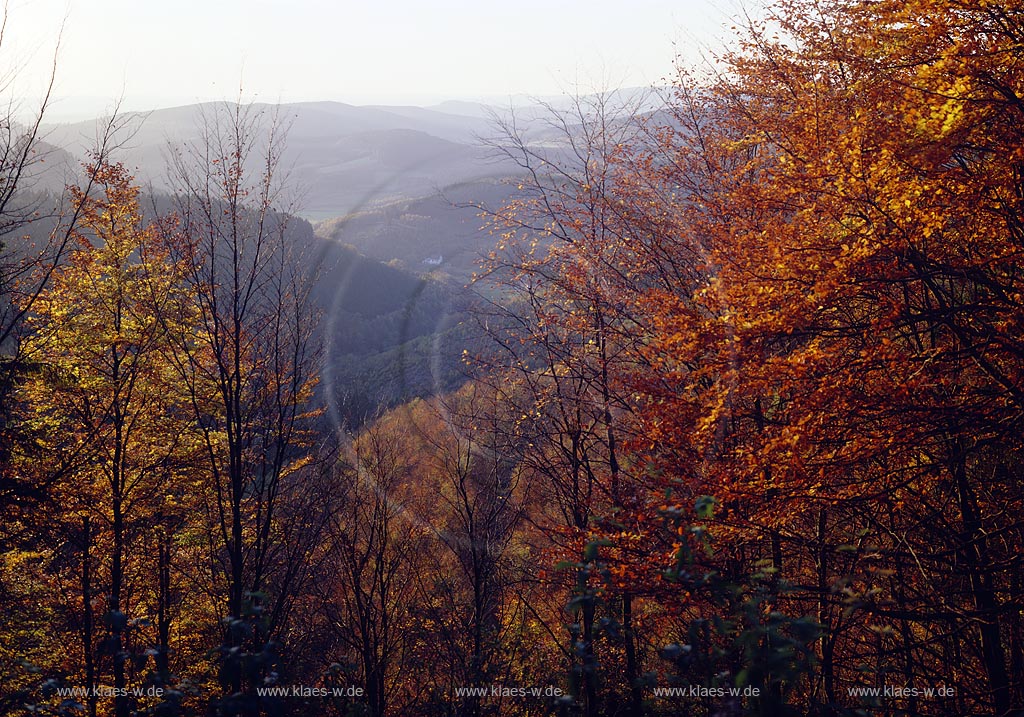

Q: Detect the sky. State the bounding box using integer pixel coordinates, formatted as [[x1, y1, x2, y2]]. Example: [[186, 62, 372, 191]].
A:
[[5, 0, 752, 121]]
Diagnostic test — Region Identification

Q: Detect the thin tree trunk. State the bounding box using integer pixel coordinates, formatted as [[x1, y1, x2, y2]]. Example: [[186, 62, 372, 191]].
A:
[[156, 532, 171, 679], [82, 516, 97, 717], [951, 444, 1011, 715]]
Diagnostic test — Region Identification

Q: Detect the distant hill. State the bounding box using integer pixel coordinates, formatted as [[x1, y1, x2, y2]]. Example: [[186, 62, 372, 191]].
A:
[[39, 90, 663, 221], [425, 101, 500, 119], [41, 101, 521, 220]]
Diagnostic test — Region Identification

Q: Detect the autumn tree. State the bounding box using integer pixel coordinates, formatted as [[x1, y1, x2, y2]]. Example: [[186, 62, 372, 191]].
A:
[[473, 0, 1024, 714], [0, 28, 131, 519], [0, 32, 135, 706], [13, 161, 197, 717], [635, 2, 1024, 712]]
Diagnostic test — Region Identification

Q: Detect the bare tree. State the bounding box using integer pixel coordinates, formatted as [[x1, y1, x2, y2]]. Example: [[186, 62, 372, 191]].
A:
[[316, 424, 424, 717], [163, 100, 321, 715], [469, 90, 658, 717], [408, 386, 527, 716]]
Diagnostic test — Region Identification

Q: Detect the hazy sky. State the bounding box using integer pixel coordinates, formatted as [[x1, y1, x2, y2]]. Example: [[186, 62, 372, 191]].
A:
[[6, 0, 750, 120]]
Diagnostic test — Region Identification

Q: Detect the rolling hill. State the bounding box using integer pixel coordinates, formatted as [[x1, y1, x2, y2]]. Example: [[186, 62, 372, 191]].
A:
[[42, 101, 520, 219]]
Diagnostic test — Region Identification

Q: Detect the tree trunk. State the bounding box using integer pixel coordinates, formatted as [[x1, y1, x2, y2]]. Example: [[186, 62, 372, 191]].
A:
[[82, 517, 97, 717], [951, 444, 1011, 715]]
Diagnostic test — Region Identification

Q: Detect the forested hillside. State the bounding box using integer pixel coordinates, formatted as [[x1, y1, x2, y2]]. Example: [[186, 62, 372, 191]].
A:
[[2, 0, 1024, 716], [315, 179, 519, 285], [313, 238, 479, 426]]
